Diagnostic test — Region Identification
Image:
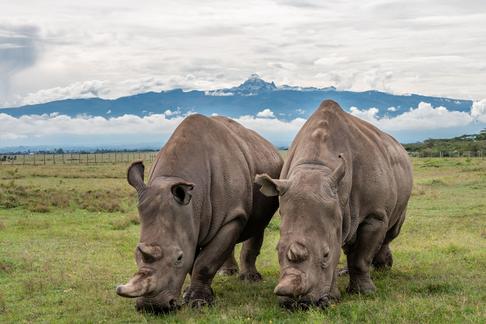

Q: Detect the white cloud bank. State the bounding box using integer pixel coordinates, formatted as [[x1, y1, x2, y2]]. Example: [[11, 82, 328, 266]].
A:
[[256, 108, 275, 118], [349, 101, 485, 132], [2, 0, 486, 106], [1, 101, 485, 147], [471, 99, 486, 123]]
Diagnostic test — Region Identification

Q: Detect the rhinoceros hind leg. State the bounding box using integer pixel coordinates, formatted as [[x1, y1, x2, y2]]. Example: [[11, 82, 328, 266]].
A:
[[239, 231, 264, 282], [372, 243, 393, 270], [217, 249, 239, 276]]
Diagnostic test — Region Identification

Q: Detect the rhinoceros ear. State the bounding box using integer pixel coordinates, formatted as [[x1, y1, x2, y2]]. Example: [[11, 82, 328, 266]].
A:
[[171, 182, 194, 205], [127, 161, 146, 194], [255, 174, 290, 197], [330, 154, 346, 186]]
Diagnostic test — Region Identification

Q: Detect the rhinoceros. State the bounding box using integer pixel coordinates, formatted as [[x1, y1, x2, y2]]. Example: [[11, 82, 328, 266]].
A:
[[256, 100, 412, 309], [116, 114, 283, 312]]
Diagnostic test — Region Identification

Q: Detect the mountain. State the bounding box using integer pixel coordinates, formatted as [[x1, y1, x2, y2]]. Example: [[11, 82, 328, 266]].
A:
[[0, 75, 473, 119]]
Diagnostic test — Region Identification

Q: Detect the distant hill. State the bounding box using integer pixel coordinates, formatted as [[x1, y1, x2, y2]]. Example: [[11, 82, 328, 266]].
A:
[[403, 130, 486, 155], [0, 74, 472, 119]]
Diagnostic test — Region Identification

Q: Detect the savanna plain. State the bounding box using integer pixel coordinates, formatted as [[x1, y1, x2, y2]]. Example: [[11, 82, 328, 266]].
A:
[[0, 154, 485, 323]]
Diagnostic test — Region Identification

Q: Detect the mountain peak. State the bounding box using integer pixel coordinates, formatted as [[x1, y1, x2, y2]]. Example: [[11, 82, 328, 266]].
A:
[[229, 74, 277, 94]]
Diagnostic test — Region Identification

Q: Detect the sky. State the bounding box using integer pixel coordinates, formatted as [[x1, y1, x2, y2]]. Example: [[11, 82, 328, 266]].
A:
[[1, 0, 486, 148]]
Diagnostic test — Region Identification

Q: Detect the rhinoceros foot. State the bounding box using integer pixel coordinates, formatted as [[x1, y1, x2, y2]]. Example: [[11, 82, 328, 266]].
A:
[[347, 276, 376, 295], [183, 286, 214, 308], [239, 271, 262, 282], [372, 245, 393, 270]]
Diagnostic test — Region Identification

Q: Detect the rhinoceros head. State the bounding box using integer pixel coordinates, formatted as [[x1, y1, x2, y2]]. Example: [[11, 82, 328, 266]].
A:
[[256, 155, 346, 309], [116, 161, 197, 313]]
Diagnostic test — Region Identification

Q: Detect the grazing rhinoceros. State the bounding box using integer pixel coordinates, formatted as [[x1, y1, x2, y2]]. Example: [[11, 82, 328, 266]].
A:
[[256, 100, 412, 309], [116, 114, 283, 313]]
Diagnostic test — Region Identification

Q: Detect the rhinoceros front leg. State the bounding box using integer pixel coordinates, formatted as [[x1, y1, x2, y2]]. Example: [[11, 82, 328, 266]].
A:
[[345, 212, 388, 295], [239, 231, 264, 282], [183, 217, 243, 307], [217, 248, 239, 276]]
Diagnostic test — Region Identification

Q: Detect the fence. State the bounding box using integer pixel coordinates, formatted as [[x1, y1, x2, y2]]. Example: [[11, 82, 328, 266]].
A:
[[0, 150, 485, 166], [407, 150, 485, 158], [0, 152, 158, 166]]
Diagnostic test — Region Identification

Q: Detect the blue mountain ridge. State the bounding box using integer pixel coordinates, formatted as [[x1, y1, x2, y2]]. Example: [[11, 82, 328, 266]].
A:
[[0, 74, 472, 120]]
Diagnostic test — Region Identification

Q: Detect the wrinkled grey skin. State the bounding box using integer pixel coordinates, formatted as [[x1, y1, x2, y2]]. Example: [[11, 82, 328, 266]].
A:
[[256, 100, 412, 309], [116, 114, 283, 313]]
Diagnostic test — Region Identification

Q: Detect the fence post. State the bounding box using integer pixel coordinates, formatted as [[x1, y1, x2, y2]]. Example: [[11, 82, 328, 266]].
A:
[[43, 153, 46, 165]]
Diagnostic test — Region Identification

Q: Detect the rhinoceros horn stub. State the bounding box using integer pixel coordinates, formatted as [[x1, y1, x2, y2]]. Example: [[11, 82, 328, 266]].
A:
[[274, 269, 308, 297], [116, 270, 152, 298], [287, 242, 309, 263], [137, 243, 162, 261]]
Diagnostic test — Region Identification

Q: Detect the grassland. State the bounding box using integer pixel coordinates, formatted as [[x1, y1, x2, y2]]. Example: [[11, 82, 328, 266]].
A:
[[0, 157, 485, 323]]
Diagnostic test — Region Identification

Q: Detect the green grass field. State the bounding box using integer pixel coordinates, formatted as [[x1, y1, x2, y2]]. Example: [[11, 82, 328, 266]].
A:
[[0, 157, 485, 323]]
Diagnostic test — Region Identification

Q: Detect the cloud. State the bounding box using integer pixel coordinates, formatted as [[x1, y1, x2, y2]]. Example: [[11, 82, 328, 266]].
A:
[[256, 108, 275, 118], [349, 102, 475, 131], [20, 80, 110, 105], [164, 109, 181, 116], [387, 107, 397, 112], [0, 113, 184, 142], [0, 23, 41, 102], [2, 100, 486, 148], [2, 0, 486, 105], [471, 99, 486, 123], [0, 112, 305, 146]]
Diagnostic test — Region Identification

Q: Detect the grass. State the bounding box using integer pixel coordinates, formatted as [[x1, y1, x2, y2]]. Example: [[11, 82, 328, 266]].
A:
[[0, 158, 485, 323]]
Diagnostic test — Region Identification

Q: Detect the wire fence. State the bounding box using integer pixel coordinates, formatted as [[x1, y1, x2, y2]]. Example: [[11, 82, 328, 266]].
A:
[[407, 150, 485, 158], [0, 152, 158, 166], [0, 150, 484, 166]]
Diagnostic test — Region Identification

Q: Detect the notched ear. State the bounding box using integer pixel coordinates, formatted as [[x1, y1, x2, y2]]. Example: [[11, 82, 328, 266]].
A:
[[330, 153, 346, 187], [127, 160, 146, 193], [171, 182, 195, 205], [255, 173, 290, 197]]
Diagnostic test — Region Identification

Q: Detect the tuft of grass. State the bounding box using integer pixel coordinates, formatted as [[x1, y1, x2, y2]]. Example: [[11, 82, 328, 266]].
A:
[[110, 213, 140, 230], [0, 181, 132, 213]]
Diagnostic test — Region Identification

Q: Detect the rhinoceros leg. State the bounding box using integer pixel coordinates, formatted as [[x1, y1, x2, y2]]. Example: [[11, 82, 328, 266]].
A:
[[184, 217, 244, 307], [345, 211, 388, 295], [372, 243, 393, 269], [239, 231, 264, 282], [217, 249, 239, 276], [372, 207, 406, 270]]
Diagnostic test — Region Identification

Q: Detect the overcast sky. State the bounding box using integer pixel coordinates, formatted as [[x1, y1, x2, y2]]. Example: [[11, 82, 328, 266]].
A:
[[1, 0, 486, 107]]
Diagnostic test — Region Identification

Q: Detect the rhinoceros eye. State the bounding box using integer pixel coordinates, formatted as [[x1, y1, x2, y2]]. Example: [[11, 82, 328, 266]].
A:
[[321, 247, 330, 268]]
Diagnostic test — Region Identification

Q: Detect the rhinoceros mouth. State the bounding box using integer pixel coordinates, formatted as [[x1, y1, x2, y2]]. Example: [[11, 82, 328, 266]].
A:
[[135, 293, 180, 314], [278, 293, 332, 311]]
